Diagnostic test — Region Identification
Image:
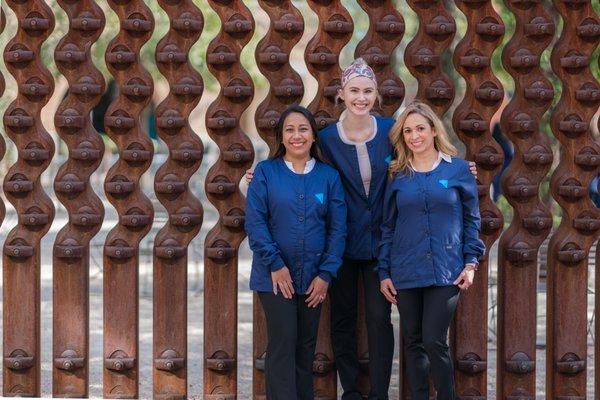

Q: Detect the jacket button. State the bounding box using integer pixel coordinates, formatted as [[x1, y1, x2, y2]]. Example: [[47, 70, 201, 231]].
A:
[[298, 216, 304, 222], [299, 194, 304, 200]]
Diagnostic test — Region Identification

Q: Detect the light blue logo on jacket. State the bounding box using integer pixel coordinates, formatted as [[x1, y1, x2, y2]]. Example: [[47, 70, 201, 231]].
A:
[[385, 155, 391, 164], [315, 193, 324, 204], [438, 179, 448, 188]]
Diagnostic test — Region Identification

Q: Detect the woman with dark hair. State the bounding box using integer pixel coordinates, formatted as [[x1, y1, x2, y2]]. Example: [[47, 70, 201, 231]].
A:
[[245, 105, 347, 400]]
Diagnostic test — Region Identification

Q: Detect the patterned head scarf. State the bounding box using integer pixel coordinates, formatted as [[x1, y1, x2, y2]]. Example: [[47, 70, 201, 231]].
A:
[[341, 58, 377, 88]]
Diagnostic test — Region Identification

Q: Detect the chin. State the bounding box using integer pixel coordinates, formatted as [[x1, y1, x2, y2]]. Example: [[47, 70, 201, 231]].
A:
[[351, 107, 371, 115], [288, 149, 310, 158]]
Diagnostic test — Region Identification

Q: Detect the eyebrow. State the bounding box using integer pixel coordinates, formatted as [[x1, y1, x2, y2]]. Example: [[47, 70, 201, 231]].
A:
[[403, 124, 426, 130]]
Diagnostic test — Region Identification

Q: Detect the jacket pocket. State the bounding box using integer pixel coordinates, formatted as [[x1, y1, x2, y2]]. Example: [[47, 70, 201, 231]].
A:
[[443, 242, 464, 279]]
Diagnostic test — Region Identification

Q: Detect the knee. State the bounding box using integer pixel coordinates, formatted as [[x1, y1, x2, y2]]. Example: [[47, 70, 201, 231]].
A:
[[422, 336, 448, 355], [365, 302, 391, 328]]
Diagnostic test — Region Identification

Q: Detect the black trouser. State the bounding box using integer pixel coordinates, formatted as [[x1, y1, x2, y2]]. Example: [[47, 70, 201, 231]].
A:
[[395, 285, 460, 400], [258, 291, 322, 400], [330, 258, 394, 400]]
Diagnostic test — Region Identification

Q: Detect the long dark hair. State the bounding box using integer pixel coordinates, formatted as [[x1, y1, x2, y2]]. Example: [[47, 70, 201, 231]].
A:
[[269, 105, 326, 163]]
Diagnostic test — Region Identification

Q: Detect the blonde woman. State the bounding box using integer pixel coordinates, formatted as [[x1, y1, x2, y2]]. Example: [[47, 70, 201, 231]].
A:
[[377, 101, 485, 400]]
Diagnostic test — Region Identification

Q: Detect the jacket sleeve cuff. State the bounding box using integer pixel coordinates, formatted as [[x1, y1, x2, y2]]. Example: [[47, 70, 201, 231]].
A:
[[318, 271, 332, 284], [270, 257, 285, 272], [465, 254, 479, 265], [378, 267, 391, 282]]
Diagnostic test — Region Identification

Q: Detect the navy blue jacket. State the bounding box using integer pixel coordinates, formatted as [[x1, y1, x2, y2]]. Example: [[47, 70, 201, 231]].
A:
[[318, 116, 395, 260], [245, 158, 347, 294], [377, 158, 485, 289]]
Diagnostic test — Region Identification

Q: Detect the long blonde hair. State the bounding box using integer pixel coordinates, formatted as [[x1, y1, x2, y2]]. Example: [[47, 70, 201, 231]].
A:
[[388, 101, 458, 176]]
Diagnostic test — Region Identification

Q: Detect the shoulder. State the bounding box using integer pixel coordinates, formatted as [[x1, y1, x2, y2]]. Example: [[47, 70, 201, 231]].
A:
[[450, 157, 468, 167], [390, 170, 412, 183], [317, 122, 339, 141], [315, 161, 340, 179], [374, 116, 396, 132], [447, 157, 474, 181], [450, 157, 470, 172], [255, 159, 280, 175]]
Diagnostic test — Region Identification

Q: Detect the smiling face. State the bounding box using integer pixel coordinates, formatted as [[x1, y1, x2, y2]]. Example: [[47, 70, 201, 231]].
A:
[[281, 112, 315, 159], [402, 112, 437, 156], [339, 76, 377, 117]]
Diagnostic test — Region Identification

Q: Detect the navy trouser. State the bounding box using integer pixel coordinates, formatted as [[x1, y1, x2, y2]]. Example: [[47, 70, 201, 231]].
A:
[[330, 258, 394, 400], [258, 291, 322, 400], [395, 285, 460, 400]]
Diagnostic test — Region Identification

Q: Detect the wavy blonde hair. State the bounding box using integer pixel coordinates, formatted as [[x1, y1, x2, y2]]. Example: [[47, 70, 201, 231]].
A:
[[388, 101, 458, 176]]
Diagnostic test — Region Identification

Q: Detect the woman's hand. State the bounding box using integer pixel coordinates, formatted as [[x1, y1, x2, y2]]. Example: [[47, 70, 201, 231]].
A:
[[468, 161, 477, 178], [454, 264, 476, 290], [245, 169, 254, 184], [380, 278, 397, 304], [305, 276, 329, 308], [272, 267, 294, 299]]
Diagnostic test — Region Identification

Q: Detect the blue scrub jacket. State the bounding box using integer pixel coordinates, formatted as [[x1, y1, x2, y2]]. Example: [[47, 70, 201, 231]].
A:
[[245, 158, 347, 294]]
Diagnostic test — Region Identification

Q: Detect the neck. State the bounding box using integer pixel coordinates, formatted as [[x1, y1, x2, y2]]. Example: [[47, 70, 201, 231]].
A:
[[284, 153, 311, 173], [342, 113, 373, 140], [411, 148, 439, 171]]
